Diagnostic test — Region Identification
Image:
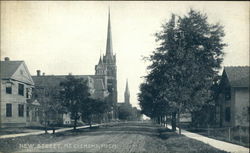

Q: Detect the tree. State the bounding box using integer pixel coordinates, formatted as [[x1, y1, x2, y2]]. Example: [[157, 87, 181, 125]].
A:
[[92, 99, 109, 122], [191, 76, 221, 127], [138, 82, 155, 118], [117, 105, 132, 120], [60, 75, 90, 130], [139, 9, 226, 134], [81, 98, 109, 127], [138, 82, 170, 124], [34, 86, 64, 133]]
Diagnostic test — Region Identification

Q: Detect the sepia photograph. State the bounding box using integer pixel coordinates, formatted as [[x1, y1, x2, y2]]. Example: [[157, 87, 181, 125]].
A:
[[0, 1, 249, 153]]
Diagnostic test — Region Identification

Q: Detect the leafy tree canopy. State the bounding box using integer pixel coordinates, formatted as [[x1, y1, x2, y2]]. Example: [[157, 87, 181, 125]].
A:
[[59, 75, 90, 129], [139, 9, 226, 121]]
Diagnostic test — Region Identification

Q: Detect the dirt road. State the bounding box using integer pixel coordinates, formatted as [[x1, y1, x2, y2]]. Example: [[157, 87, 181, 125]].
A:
[[12, 121, 225, 153]]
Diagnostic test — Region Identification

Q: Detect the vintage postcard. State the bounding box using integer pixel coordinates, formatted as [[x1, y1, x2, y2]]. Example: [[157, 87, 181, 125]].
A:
[[0, 1, 249, 153]]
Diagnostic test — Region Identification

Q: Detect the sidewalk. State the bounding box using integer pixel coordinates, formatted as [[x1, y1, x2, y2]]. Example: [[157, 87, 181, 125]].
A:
[[0, 124, 100, 139], [166, 125, 249, 153]]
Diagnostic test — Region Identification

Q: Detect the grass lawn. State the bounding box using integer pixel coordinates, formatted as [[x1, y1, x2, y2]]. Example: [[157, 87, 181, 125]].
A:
[[186, 128, 249, 148], [157, 128, 228, 153], [0, 126, 61, 135], [0, 124, 85, 135]]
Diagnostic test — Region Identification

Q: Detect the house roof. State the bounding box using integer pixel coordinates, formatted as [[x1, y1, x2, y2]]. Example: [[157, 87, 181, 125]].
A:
[[0, 61, 23, 79], [32, 75, 66, 88], [32, 75, 90, 88], [224, 66, 249, 87]]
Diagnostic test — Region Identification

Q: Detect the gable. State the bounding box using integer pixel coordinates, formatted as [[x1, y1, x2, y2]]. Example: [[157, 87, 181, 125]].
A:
[[11, 62, 34, 85], [220, 70, 230, 88], [0, 61, 22, 79], [94, 79, 105, 90]]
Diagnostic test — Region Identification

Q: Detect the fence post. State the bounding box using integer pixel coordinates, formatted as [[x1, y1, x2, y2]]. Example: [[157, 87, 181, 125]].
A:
[[228, 127, 231, 141], [207, 124, 210, 136], [239, 126, 242, 144]]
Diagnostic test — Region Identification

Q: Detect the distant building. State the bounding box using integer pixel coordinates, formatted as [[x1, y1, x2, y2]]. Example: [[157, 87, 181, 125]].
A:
[[0, 57, 36, 127], [124, 79, 131, 106], [118, 80, 131, 108], [32, 73, 95, 98], [0, 9, 118, 127], [117, 80, 141, 120], [94, 9, 118, 118], [216, 66, 249, 127], [30, 9, 118, 125], [93, 78, 109, 100], [31, 72, 98, 125]]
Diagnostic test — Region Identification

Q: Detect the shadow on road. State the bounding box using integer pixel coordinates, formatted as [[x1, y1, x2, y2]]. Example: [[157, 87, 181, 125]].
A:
[[157, 128, 180, 140]]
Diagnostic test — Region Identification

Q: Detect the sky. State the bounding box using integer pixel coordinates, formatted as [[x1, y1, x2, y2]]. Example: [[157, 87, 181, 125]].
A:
[[1, 1, 249, 108]]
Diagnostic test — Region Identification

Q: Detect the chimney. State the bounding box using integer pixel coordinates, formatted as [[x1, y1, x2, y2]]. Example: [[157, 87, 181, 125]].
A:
[[42, 72, 45, 76], [37, 70, 41, 76], [4, 57, 10, 61]]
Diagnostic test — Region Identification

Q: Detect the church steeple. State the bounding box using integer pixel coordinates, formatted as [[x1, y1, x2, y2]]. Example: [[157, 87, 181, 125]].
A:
[[98, 55, 103, 65], [124, 79, 130, 104], [125, 79, 129, 94], [95, 8, 117, 107], [105, 8, 113, 56]]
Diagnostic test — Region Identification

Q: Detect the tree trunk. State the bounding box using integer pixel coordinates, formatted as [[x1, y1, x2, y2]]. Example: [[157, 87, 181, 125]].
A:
[[89, 115, 92, 127], [45, 122, 48, 134], [239, 126, 242, 144], [164, 115, 167, 127], [162, 115, 164, 127], [44, 112, 48, 134], [177, 108, 181, 134], [73, 114, 77, 130], [171, 112, 176, 131]]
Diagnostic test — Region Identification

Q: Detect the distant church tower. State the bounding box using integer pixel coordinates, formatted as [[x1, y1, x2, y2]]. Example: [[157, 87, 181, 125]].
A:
[[95, 9, 117, 104], [124, 79, 130, 105]]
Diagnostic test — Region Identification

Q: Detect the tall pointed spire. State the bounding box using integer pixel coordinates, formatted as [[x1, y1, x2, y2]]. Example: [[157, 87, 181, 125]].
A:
[[98, 55, 103, 65], [105, 8, 113, 56], [125, 79, 129, 94], [124, 79, 130, 104]]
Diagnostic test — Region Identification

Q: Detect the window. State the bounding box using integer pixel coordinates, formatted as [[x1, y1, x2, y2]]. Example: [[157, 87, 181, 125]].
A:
[[108, 79, 113, 84], [6, 104, 12, 117], [18, 104, 24, 117], [108, 85, 113, 92], [225, 107, 231, 122], [26, 106, 29, 117], [6, 85, 12, 94], [18, 83, 24, 96]]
